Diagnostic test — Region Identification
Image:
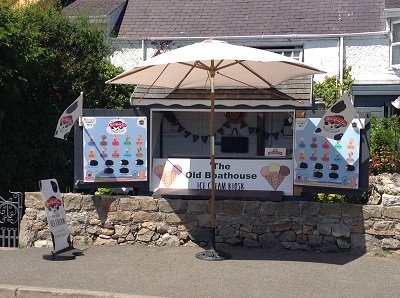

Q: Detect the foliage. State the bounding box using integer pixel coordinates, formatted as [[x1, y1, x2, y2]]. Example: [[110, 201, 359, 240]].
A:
[[369, 115, 400, 175], [94, 188, 113, 195], [313, 66, 354, 108], [314, 192, 368, 204], [0, 0, 133, 194]]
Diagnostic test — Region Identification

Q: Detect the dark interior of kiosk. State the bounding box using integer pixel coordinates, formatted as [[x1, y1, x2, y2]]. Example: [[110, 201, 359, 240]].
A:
[[152, 111, 294, 159]]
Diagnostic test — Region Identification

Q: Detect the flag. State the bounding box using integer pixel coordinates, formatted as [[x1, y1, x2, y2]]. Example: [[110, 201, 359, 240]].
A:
[[54, 92, 83, 140], [314, 94, 357, 140]]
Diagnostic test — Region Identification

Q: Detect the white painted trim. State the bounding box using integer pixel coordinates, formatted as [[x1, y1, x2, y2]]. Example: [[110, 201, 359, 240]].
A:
[[132, 98, 311, 107]]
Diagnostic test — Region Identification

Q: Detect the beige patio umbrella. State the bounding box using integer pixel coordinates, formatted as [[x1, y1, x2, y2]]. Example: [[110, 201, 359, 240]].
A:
[[106, 39, 325, 260]]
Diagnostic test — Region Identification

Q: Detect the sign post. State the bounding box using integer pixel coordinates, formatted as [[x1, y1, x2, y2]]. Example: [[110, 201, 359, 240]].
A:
[[39, 178, 82, 260]]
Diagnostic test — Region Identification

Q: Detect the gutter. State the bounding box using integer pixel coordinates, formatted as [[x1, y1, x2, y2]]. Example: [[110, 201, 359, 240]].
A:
[[114, 31, 389, 41]]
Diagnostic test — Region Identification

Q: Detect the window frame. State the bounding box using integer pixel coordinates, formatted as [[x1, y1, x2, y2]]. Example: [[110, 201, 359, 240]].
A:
[[391, 20, 400, 67]]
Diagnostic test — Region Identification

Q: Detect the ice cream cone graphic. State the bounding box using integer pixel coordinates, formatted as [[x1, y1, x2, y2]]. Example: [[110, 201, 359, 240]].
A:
[[260, 163, 290, 190], [154, 163, 182, 188]]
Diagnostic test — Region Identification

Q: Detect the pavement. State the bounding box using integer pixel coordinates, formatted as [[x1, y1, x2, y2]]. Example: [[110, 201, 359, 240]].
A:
[[1, 245, 400, 298]]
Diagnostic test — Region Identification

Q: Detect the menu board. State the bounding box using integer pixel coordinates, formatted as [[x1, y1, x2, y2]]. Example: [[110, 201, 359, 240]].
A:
[[294, 118, 360, 189], [82, 117, 147, 182]]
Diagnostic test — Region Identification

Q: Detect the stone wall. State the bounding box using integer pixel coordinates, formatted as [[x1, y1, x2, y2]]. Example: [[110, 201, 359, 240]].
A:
[[20, 184, 400, 254]]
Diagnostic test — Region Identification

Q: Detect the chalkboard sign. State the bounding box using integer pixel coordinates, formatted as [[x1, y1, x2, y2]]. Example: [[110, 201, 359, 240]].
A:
[[221, 136, 249, 153]]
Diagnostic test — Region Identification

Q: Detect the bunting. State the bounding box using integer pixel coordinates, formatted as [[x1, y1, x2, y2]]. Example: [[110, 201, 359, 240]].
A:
[[162, 112, 282, 144]]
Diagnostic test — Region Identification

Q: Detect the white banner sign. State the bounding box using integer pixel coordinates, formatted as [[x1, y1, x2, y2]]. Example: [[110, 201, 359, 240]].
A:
[[39, 179, 70, 252], [314, 94, 357, 140], [151, 158, 293, 195], [54, 92, 83, 140]]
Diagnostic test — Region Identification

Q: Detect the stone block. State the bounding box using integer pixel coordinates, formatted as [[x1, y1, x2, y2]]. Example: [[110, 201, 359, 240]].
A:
[[270, 221, 292, 232], [240, 231, 258, 240], [362, 205, 382, 219], [187, 200, 207, 213], [142, 222, 157, 231], [137, 228, 155, 242], [259, 202, 276, 216], [319, 203, 341, 218], [323, 235, 337, 244], [189, 227, 212, 242], [81, 195, 95, 210], [342, 204, 363, 218], [114, 225, 130, 237], [94, 237, 117, 245], [337, 238, 351, 249], [259, 234, 279, 248], [275, 202, 300, 217], [253, 224, 267, 234], [132, 211, 162, 222], [63, 194, 81, 211], [138, 197, 159, 211], [24, 192, 44, 209], [86, 225, 101, 235], [220, 225, 235, 239], [331, 222, 351, 238], [301, 202, 320, 216], [31, 221, 47, 231], [317, 222, 332, 235], [243, 201, 261, 215], [239, 224, 253, 233], [158, 199, 187, 213], [165, 213, 184, 224], [156, 222, 170, 234], [383, 206, 400, 219], [118, 197, 140, 211], [302, 224, 314, 235], [373, 220, 395, 231], [308, 234, 323, 247], [296, 234, 308, 244], [107, 211, 132, 222], [382, 194, 400, 207], [278, 230, 296, 242], [381, 238, 400, 249], [218, 200, 244, 216]]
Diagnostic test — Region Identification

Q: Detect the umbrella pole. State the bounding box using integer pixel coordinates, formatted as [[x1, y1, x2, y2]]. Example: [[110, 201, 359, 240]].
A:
[[196, 67, 230, 261], [210, 73, 216, 251]]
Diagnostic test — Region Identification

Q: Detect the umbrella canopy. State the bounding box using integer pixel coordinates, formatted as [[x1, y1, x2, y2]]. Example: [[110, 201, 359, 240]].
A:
[[107, 39, 325, 260], [106, 39, 323, 89]]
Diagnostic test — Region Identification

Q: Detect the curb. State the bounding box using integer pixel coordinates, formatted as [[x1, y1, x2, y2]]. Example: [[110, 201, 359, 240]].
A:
[[0, 284, 161, 298]]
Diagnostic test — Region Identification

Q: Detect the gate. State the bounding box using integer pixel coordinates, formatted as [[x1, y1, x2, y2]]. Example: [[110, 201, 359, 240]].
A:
[[0, 191, 23, 247]]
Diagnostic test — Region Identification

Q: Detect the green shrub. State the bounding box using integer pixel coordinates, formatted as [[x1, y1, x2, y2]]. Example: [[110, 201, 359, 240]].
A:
[[369, 115, 400, 175]]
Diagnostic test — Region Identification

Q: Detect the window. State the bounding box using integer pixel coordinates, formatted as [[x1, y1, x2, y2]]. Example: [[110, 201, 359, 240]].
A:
[[257, 47, 303, 61], [392, 21, 400, 66]]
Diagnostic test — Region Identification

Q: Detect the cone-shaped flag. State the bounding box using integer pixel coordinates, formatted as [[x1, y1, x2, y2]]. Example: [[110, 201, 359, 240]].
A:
[[54, 92, 83, 140]]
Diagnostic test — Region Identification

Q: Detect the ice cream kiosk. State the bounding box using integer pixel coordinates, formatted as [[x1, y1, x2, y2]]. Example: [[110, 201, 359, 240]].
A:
[[74, 77, 369, 198]]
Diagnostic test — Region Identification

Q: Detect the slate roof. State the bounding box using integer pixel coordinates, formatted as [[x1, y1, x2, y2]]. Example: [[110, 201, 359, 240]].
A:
[[117, 0, 386, 39], [63, 0, 126, 17], [385, 0, 400, 9]]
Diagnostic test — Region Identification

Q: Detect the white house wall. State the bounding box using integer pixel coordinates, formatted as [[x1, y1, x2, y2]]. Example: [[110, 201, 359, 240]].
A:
[[345, 36, 400, 83], [108, 34, 400, 85], [303, 39, 340, 82]]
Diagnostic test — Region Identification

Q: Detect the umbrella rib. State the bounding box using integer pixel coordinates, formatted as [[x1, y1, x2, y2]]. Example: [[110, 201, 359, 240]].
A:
[[175, 63, 197, 89], [215, 60, 243, 71], [179, 61, 209, 71], [108, 65, 155, 82], [236, 61, 273, 87], [139, 64, 170, 101]]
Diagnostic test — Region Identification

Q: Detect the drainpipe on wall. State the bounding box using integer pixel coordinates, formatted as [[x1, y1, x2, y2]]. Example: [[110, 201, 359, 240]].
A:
[[142, 39, 147, 61], [339, 36, 344, 86]]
